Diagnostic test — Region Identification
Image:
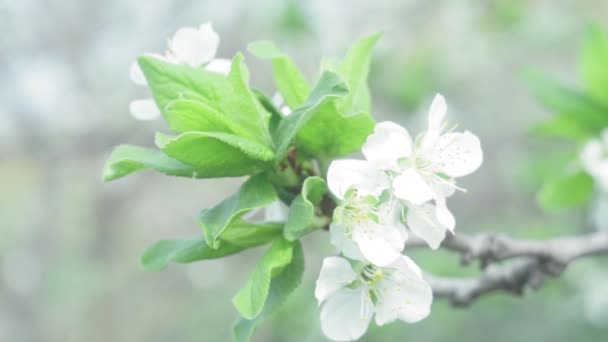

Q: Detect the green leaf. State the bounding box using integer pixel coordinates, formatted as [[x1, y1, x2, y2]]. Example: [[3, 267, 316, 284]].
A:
[[233, 241, 304, 342], [103, 144, 209, 181], [524, 70, 608, 138], [138, 54, 271, 145], [296, 103, 375, 158], [164, 99, 236, 133], [336, 32, 382, 116], [532, 115, 596, 141], [284, 177, 328, 241], [155, 131, 274, 177], [232, 238, 294, 319], [537, 171, 594, 210], [248, 41, 311, 109], [141, 221, 282, 271], [274, 71, 348, 161], [201, 175, 278, 248], [581, 24, 608, 106]]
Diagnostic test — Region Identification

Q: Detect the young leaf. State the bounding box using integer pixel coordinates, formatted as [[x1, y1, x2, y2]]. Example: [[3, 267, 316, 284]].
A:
[[524, 70, 608, 138], [137, 54, 271, 145], [296, 103, 375, 158], [284, 177, 328, 241], [103, 144, 209, 181], [581, 24, 608, 106], [274, 71, 348, 161], [155, 132, 274, 177], [233, 241, 304, 342], [163, 99, 236, 133], [232, 238, 294, 319], [336, 32, 382, 116], [248, 41, 311, 109], [141, 221, 282, 271], [201, 175, 278, 248], [537, 171, 594, 210]]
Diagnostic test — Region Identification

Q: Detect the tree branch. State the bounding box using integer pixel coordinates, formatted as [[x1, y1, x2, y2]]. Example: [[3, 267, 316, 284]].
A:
[[413, 231, 608, 306]]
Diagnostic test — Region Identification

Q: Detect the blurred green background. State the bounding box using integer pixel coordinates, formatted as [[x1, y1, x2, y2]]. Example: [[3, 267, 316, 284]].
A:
[[1, 0, 608, 341]]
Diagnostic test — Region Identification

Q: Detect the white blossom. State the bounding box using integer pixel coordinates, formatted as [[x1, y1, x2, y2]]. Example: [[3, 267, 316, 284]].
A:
[[315, 256, 433, 341], [129, 22, 231, 120], [581, 128, 608, 192], [362, 94, 482, 248], [327, 160, 407, 266]]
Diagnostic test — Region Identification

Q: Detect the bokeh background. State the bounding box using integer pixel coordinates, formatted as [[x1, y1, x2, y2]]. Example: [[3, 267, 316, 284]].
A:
[[2, 0, 608, 341]]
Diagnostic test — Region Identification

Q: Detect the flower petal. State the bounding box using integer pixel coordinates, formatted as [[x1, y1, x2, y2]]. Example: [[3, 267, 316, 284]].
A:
[[330, 224, 364, 261], [435, 200, 455, 233], [169, 22, 219, 67], [327, 159, 389, 200], [205, 58, 232, 75], [406, 203, 448, 249], [362, 121, 413, 170], [375, 255, 433, 325], [393, 169, 435, 205], [320, 287, 373, 342], [315, 257, 358, 304], [352, 224, 404, 267], [421, 94, 447, 149], [129, 98, 161, 120], [263, 200, 289, 222], [129, 61, 147, 85], [434, 131, 483, 177]]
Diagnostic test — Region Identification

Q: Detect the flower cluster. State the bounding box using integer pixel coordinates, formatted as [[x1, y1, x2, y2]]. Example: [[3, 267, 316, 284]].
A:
[[317, 94, 483, 341], [129, 22, 230, 120]]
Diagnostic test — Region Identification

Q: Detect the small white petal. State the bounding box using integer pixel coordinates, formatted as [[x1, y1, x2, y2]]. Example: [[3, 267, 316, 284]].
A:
[[434, 131, 483, 177], [428, 94, 447, 131], [129, 98, 161, 120], [320, 287, 373, 342], [271, 92, 284, 107], [435, 200, 455, 233], [362, 121, 413, 170], [406, 203, 447, 249], [129, 61, 147, 85], [393, 169, 435, 205], [315, 257, 358, 304], [205, 58, 232, 75], [375, 255, 433, 325], [169, 23, 219, 67], [263, 200, 289, 222], [330, 224, 365, 261], [280, 106, 292, 116], [352, 222, 404, 267], [422, 94, 447, 149], [327, 159, 389, 199]]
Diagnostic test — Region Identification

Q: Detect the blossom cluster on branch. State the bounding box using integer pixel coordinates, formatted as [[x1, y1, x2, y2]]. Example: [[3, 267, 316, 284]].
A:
[[316, 95, 483, 340]]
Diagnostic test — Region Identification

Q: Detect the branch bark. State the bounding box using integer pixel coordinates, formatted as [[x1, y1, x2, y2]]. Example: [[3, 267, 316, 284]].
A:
[[413, 231, 608, 306]]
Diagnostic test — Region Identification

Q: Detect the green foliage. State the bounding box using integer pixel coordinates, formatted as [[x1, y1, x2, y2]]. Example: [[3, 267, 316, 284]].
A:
[[524, 70, 608, 140], [296, 104, 375, 158], [248, 40, 310, 109], [336, 32, 382, 116], [284, 176, 328, 241], [232, 238, 295, 319], [200, 174, 278, 248], [138, 54, 272, 146], [233, 241, 304, 342], [155, 131, 274, 176], [141, 221, 283, 271], [581, 24, 608, 105], [526, 24, 608, 211], [103, 144, 209, 181], [537, 171, 594, 211], [105, 31, 384, 342], [273, 71, 349, 161]]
